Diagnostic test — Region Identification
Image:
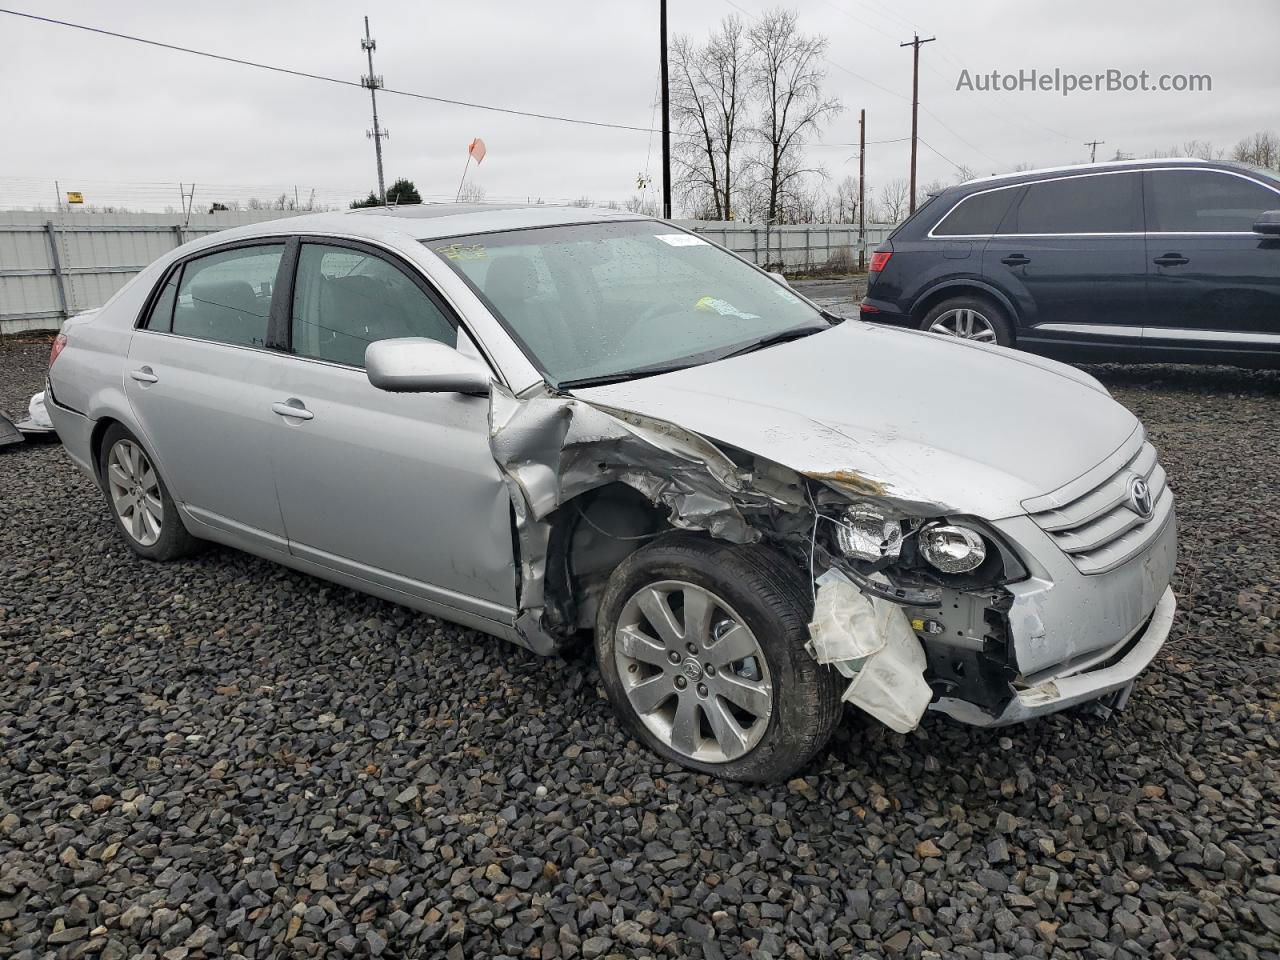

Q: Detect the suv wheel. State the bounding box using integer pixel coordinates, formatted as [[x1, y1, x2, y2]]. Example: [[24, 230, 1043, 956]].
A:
[[921, 296, 1013, 346], [99, 423, 200, 561], [595, 534, 843, 782]]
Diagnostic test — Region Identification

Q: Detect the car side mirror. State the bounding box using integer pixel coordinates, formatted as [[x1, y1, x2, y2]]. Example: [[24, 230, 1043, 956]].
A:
[[1253, 210, 1280, 236], [365, 338, 492, 395]]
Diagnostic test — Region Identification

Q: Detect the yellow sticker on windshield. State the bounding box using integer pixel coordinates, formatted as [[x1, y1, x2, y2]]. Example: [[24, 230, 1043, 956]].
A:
[[437, 243, 488, 261], [695, 296, 760, 320]]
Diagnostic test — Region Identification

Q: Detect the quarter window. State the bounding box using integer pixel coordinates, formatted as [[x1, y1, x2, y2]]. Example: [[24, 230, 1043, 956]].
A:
[[170, 245, 283, 347], [1146, 169, 1280, 232], [932, 188, 1019, 236], [144, 268, 180, 331], [1009, 173, 1142, 234], [289, 244, 457, 367]]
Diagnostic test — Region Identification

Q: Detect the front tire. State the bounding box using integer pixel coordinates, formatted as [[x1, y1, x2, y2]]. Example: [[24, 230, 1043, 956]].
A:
[[920, 295, 1014, 346], [595, 534, 843, 782], [99, 423, 200, 561]]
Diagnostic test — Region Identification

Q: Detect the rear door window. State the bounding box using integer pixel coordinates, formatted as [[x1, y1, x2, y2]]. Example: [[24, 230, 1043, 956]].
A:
[[932, 188, 1020, 236], [1008, 173, 1142, 234], [1146, 169, 1280, 232], [170, 245, 283, 347]]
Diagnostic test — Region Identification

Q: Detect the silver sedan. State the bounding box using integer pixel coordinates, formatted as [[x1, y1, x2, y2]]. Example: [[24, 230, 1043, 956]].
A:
[[45, 204, 1176, 781]]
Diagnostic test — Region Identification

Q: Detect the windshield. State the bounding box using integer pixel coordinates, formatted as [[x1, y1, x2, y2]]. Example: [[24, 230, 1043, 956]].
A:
[[427, 220, 827, 386]]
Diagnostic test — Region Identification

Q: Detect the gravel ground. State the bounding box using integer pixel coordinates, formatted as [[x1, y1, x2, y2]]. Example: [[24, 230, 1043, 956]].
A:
[[1, 337, 1278, 960]]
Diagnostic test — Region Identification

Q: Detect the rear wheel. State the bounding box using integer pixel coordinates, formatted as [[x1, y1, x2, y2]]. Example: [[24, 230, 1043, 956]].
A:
[[595, 534, 843, 782], [920, 295, 1013, 346], [99, 423, 200, 561]]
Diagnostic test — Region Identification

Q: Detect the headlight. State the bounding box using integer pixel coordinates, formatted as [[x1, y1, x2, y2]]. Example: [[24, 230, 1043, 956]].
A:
[[833, 504, 903, 562], [918, 523, 987, 574]]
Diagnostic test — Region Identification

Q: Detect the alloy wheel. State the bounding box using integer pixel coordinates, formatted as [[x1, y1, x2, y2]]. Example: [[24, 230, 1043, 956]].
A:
[[106, 439, 163, 546], [614, 580, 773, 763], [929, 307, 998, 343]]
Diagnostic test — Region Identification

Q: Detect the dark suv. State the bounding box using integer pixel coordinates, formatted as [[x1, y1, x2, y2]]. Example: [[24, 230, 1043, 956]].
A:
[[860, 159, 1280, 366]]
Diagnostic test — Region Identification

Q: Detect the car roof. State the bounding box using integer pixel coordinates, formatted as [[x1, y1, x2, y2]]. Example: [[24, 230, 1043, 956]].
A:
[[213, 203, 651, 245], [945, 157, 1270, 197]]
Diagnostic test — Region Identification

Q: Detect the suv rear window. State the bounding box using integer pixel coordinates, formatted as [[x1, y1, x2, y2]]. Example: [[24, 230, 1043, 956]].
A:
[[932, 188, 1019, 236], [1008, 172, 1141, 234]]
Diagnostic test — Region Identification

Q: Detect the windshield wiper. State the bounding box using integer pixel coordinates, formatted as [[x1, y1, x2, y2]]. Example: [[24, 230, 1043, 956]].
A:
[[558, 323, 830, 390], [558, 358, 709, 390], [713, 323, 829, 361]]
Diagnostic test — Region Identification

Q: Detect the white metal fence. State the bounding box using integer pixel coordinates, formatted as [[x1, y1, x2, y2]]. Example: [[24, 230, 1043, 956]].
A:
[[678, 219, 897, 273], [0, 209, 897, 334], [0, 210, 306, 334]]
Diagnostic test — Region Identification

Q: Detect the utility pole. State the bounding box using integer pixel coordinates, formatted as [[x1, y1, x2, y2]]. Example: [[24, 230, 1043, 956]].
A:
[[1084, 139, 1104, 163], [361, 17, 389, 205], [900, 32, 935, 214], [659, 0, 672, 219], [858, 109, 866, 272], [179, 183, 197, 225]]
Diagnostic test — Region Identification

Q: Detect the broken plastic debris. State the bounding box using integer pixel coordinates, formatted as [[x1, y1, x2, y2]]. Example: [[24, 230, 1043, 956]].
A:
[[808, 569, 932, 734], [17, 391, 55, 433]]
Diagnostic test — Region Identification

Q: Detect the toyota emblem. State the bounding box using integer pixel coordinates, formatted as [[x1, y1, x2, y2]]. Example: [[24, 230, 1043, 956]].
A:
[[1126, 474, 1154, 519]]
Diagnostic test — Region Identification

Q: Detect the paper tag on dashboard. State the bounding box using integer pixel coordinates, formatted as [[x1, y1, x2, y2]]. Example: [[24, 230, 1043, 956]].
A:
[[654, 233, 707, 247]]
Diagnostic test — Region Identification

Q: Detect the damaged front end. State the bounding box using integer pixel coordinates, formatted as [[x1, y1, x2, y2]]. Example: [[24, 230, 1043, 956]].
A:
[[487, 382, 810, 652], [487, 383, 1025, 733]]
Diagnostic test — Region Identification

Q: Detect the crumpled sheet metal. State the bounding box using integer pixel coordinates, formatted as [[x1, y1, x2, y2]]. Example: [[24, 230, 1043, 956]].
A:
[[489, 385, 789, 540], [488, 384, 804, 647], [808, 569, 932, 733]]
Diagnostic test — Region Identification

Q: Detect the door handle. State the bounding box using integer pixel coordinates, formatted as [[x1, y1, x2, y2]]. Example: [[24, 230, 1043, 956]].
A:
[[1001, 254, 1031, 266], [129, 366, 158, 383], [1153, 253, 1189, 266], [271, 400, 314, 421]]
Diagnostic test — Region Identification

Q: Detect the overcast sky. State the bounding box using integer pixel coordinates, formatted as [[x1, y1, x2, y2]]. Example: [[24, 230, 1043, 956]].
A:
[[1, 0, 1277, 214]]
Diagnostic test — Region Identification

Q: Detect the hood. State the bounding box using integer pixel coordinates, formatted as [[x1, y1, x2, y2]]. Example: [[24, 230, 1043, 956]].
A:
[[571, 322, 1138, 520]]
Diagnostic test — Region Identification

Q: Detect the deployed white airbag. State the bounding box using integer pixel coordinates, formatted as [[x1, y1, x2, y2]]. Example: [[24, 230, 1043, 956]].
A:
[[808, 569, 932, 733]]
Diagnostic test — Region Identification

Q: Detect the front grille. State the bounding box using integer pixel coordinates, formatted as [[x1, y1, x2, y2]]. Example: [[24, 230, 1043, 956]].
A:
[[1028, 440, 1173, 575]]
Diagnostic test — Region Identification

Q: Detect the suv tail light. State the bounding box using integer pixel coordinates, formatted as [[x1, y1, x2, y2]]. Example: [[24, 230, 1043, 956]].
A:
[[869, 251, 892, 273], [49, 333, 68, 367]]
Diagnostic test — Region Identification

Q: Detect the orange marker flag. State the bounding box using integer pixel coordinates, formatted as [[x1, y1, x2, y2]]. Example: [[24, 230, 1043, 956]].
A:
[[469, 138, 487, 164]]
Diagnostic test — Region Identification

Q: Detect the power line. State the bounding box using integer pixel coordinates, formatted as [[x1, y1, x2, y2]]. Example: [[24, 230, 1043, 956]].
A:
[[0, 6, 916, 157], [918, 137, 965, 173], [0, 7, 663, 135]]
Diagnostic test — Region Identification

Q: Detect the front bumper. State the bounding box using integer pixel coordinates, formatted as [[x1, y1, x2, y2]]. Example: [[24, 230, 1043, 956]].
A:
[[932, 585, 1176, 726]]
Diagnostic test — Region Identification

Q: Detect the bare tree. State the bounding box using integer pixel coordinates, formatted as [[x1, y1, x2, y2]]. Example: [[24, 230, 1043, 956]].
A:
[[1180, 139, 1221, 160], [877, 179, 910, 223], [670, 16, 750, 220], [952, 164, 977, 185], [829, 174, 858, 222], [624, 194, 661, 216], [457, 182, 487, 203], [746, 9, 842, 224], [917, 178, 947, 208], [1232, 131, 1280, 170]]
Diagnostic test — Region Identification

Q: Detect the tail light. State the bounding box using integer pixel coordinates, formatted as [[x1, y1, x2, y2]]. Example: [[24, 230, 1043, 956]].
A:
[[869, 251, 892, 273], [49, 333, 68, 367]]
